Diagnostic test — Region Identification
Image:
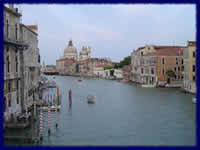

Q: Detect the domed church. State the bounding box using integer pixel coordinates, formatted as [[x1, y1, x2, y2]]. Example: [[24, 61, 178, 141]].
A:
[[63, 40, 78, 60]]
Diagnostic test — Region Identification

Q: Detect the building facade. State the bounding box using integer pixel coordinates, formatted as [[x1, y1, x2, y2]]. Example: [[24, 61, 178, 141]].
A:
[[4, 5, 28, 121], [131, 45, 184, 87], [20, 24, 40, 109], [184, 41, 196, 94]]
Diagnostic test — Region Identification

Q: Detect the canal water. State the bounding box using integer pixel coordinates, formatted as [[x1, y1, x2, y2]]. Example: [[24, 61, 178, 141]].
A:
[[5, 75, 196, 146]]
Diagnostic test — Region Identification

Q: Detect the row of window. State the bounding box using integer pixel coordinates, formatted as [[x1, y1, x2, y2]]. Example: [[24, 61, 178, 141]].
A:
[[141, 68, 154, 75], [174, 66, 184, 72], [162, 57, 184, 65]]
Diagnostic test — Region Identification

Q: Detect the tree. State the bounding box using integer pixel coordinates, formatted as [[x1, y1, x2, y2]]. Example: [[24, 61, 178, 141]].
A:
[[104, 66, 113, 70], [166, 70, 176, 78], [115, 56, 131, 69]]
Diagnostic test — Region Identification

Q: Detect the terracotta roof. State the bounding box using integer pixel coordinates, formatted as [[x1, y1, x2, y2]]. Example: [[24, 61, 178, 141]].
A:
[[143, 47, 184, 56], [187, 41, 196, 47], [96, 64, 107, 68], [27, 25, 38, 31], [56, 57, 75, 62]]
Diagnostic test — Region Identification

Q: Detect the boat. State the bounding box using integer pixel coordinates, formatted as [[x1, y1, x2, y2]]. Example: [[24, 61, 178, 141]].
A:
[[192, 97, 196, 104], [41, 105, 61, 112], [78, 79, 82, 82], [87, 95, 95, 104]]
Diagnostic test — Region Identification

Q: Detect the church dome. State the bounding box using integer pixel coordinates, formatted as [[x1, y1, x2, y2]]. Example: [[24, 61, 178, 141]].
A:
[[64, 40, 77, 59], [80, 46, 88, 55]]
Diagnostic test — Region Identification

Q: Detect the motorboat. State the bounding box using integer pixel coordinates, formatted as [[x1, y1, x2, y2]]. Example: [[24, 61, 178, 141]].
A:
[[87, 95, 95, 104], [41, 105, 61, 112], [78, 79, 82, 82], [192, 97, 196, 104]]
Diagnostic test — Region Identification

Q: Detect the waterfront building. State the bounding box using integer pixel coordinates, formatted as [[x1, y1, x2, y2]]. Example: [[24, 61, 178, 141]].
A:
[[20, 24, 40, 110], [56, 58, 66, 75], [183, 41, 196, 94], [63, 40, 78, 60], [4, 5, 28, 121], [122, 64, 132, 81], [131, 45, 185, 87], [88, 58, 113, 77], [93, 65, 105, 77], [76, 59, 89, 75], [114, 69, 123, 79]]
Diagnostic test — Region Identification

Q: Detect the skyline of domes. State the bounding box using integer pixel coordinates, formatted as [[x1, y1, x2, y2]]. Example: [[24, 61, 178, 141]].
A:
[[62, 40, 91, 60]]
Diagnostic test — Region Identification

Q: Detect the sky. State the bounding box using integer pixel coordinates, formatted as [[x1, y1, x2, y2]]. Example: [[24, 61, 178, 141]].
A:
[[15, 4, 195, 65]]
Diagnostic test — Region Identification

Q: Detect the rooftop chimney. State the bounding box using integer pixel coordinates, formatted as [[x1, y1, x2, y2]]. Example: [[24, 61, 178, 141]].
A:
[[9, 4, 14, 9]]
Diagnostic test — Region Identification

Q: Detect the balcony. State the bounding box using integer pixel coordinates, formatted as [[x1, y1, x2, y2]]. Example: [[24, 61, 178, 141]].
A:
[[4, 24, 29, 50], [5, 72, 20, 80]]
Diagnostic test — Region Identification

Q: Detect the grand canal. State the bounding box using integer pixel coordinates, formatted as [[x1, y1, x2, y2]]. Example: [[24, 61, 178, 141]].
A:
[[5, 75, 196, 146]]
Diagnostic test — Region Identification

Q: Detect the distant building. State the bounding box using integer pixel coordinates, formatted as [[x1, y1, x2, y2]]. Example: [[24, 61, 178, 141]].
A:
[[131, 45, 185, 87], [184, 41, 196, 94], [122, 64, 132, 81], [114, 69, 123, 79], [79, 46, 91, 61]]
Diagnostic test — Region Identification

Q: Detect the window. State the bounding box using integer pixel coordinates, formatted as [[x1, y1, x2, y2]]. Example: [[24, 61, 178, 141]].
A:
[[151, 68, 154, 75], [174, 67, 176, 72], [6, 20, 9, 38], [15, 23, 18, 40], [16, 80, 19, 90], [178, 66, 180, 71], [176, 57, 178, 65], [193, 75, 196, 81], [7, 56, 9, 73], [193, 51, 196, 58], [16, 56, 18, 72], [38, 55, 40, 63], [8, 99, 11, 107], [16, 95, 19, 104], [181, 66, 184, 71], [182, 59, 184, 64], [178, 75, 180, 79], [141, 68, 144, 74], [193, 65, 195, 72], [174, 75, 176, 79], [8, 81, 11, 92], [162, 57, 165, 64], [141, 52, 143, 56], [162, 69, 165, 75], [181, 75, 184, 79]]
